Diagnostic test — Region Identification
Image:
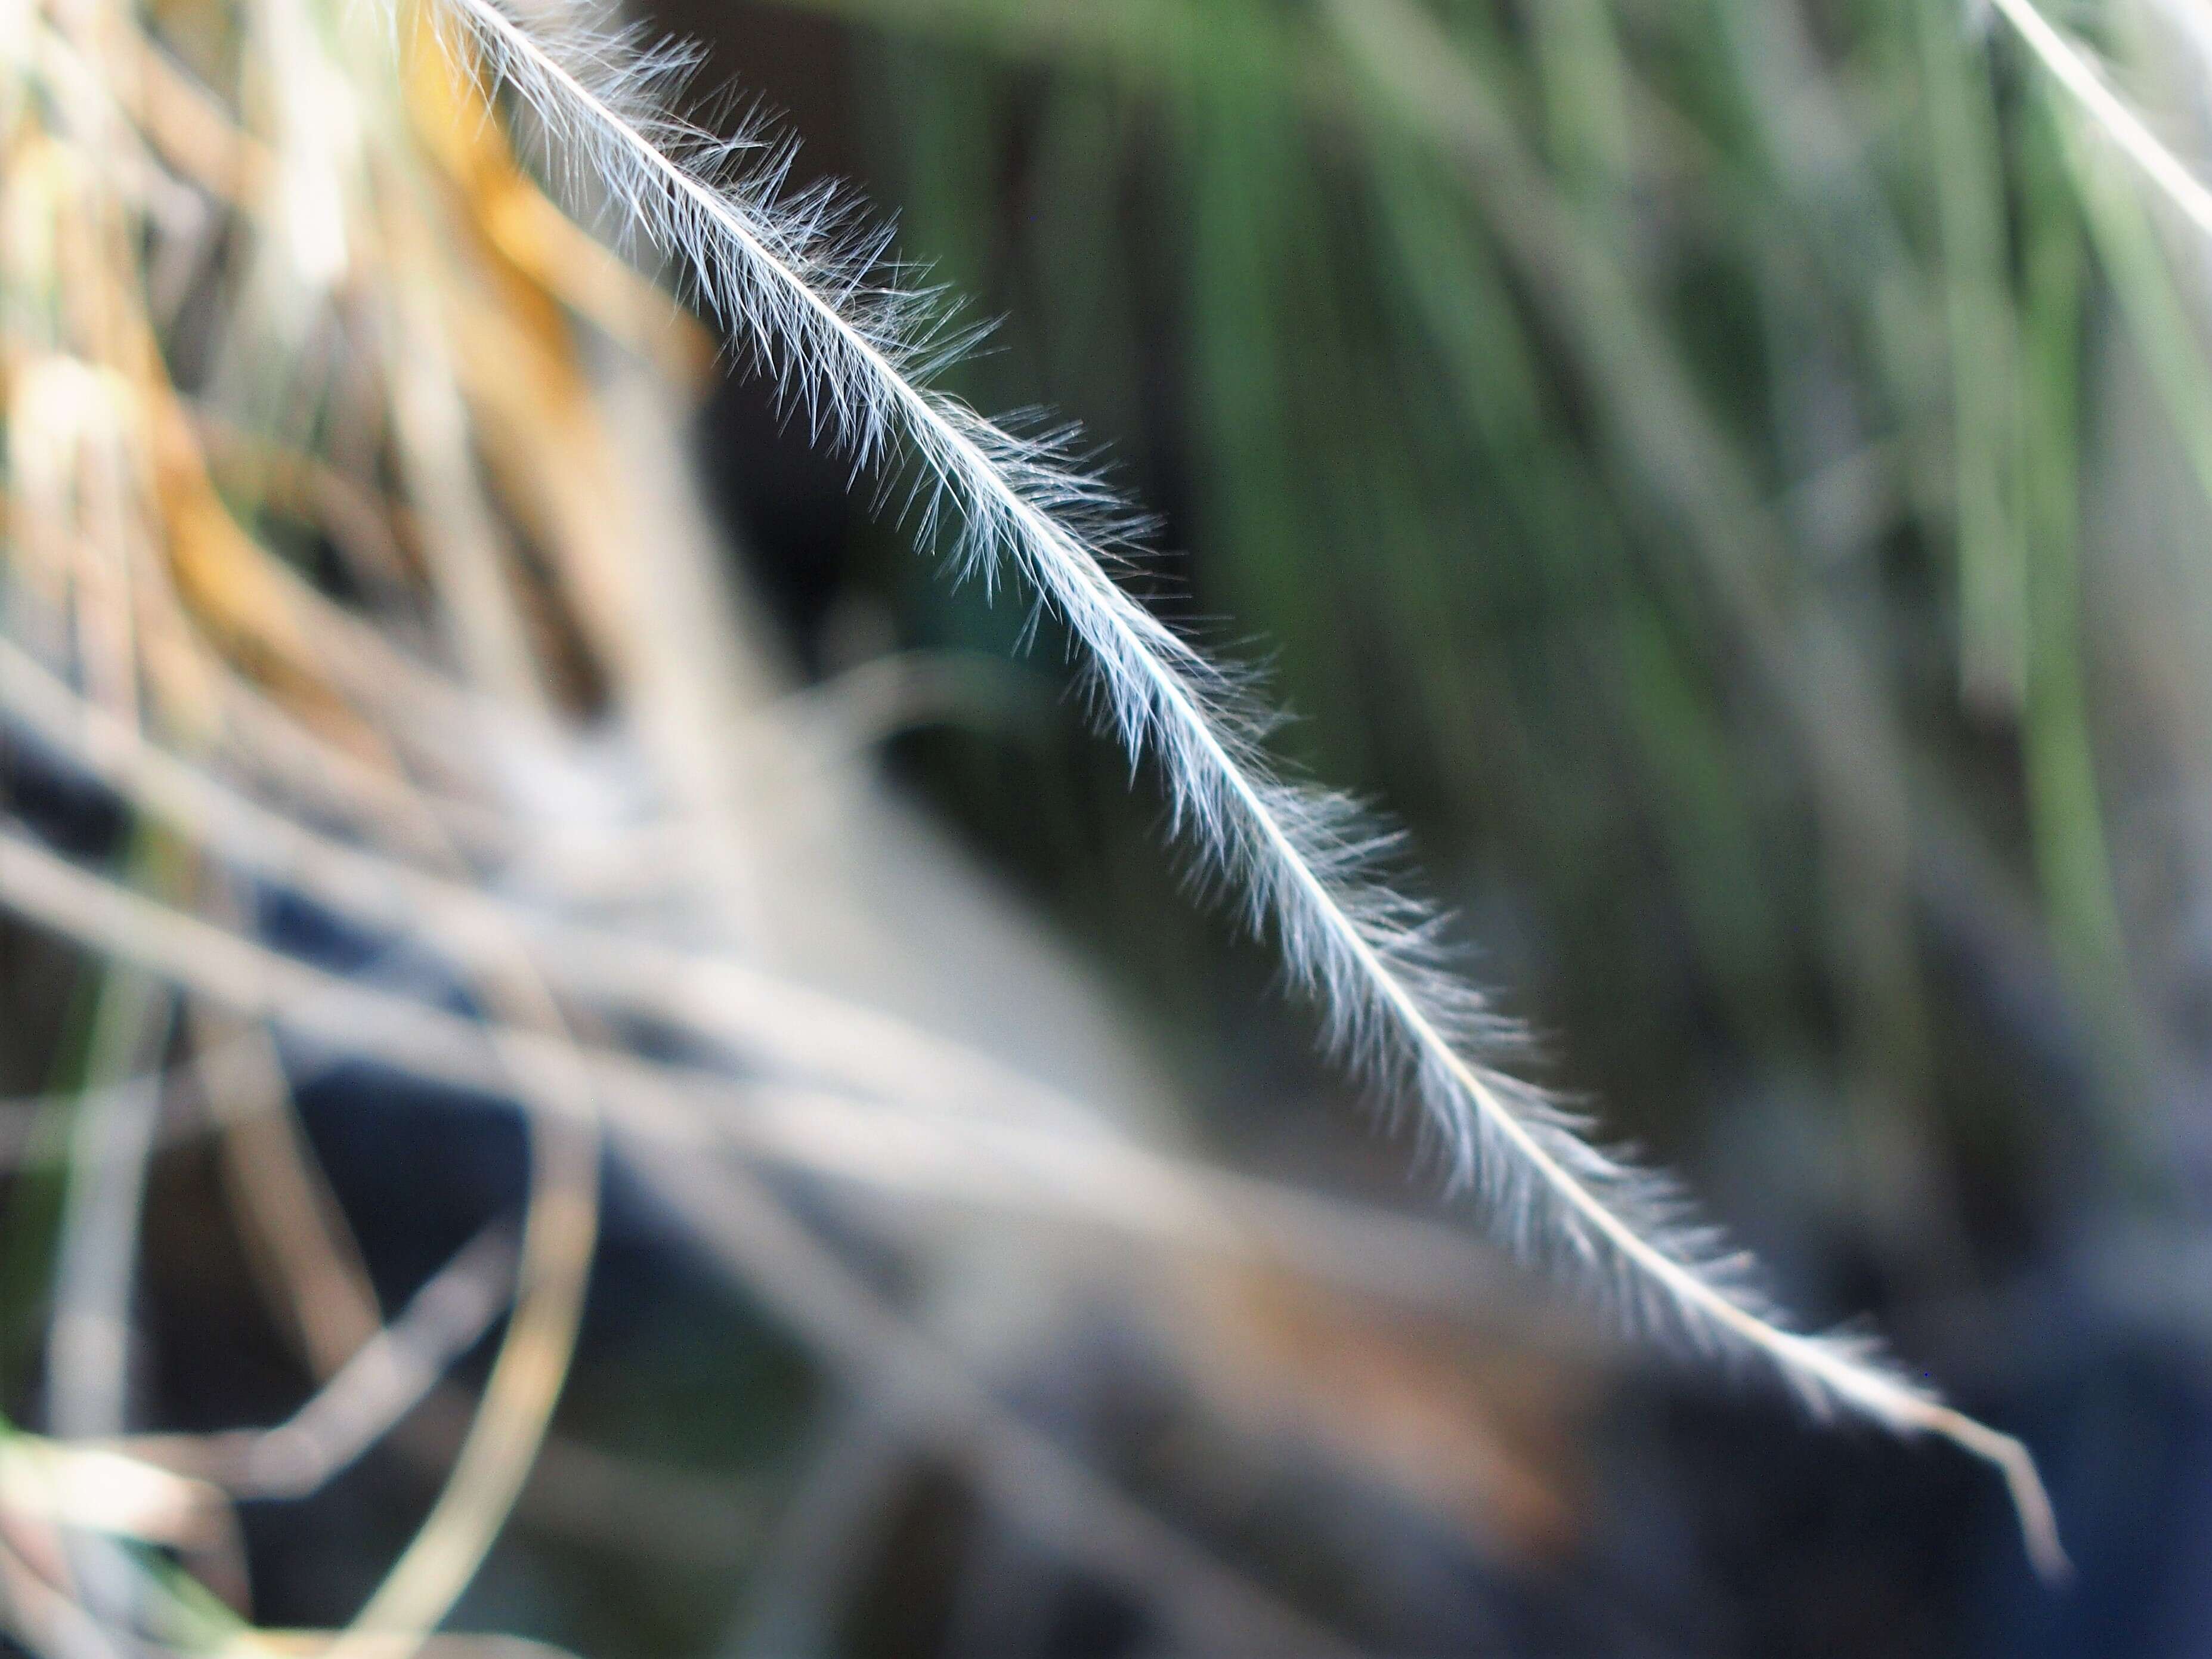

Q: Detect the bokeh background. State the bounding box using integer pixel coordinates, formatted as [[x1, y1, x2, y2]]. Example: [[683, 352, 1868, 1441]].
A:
[[6, 0, 2212, 1655]]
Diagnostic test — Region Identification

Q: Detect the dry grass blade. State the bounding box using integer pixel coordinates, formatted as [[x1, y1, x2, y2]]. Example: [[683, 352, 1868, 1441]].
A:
[[0, 833, 1362, 1655], [122, 1221, 519, 1500]]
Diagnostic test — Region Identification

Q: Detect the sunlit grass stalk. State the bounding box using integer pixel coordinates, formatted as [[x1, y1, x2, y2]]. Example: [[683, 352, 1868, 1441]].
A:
[[420, 0, 2066, 1572]]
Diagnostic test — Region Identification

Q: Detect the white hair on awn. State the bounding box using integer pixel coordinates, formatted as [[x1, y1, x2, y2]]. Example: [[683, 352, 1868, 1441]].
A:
[[426, 0, 2065, 1576]]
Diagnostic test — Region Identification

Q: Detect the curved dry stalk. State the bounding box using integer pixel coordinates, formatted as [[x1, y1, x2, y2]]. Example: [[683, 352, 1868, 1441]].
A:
[[0, 686, 1529, 1323], [235, 703, 606, 1659], [36, 708, 593, 1658], [11, 0, 676, 1649], [181, 1016, 764, 1571], [421, 0, 2062, 1573], [0, 637, 1554, 1316], [331, 1101, 594, 1657], [627, 1144, 1362, 1657], [131, 404, 607, 1654], [197, 1007, 392, 1379], [0, 828, 1361, 1654], [122, 1220, 519, 1500]]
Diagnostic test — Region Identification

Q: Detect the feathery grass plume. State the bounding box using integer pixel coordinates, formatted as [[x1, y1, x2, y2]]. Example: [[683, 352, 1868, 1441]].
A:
[[429, 0, 2065, 1574], [0, 0, 1602, 1642]]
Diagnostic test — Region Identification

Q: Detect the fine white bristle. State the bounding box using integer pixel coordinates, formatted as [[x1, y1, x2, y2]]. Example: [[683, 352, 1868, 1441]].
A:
[[427, 0, 2064, 1576]]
